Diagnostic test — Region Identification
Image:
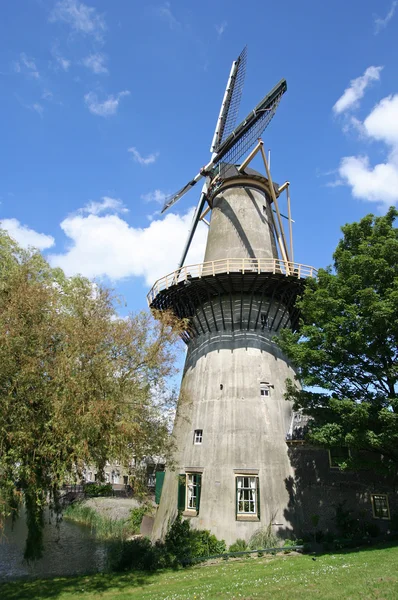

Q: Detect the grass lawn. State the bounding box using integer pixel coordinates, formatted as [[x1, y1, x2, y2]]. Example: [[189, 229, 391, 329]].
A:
[[1, 543, 398, 600]]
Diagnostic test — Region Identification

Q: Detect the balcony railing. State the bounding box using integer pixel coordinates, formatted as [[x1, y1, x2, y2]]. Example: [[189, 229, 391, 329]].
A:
[[147, 257, 317, 305]]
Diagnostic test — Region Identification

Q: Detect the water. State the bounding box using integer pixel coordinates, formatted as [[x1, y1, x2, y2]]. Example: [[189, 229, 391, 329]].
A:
[[0, 511, 108, 581]]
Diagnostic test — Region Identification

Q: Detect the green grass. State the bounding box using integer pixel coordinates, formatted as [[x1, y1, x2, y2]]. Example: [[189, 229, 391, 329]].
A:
[[63, 503, 132, 540], [1, 543, 398, 599]]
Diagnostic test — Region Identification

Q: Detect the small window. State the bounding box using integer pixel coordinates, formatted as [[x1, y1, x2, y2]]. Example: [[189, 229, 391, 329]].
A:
[[236, 475, 260, 519], [194, 429, 203, 444], [260, 382, 270, 398], [329, 447, 350, 468], [371, 494, 390, 520]]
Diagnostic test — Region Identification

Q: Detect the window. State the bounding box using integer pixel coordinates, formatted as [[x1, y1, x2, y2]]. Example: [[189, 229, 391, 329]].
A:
[[178, 472, 202, 514], [194, 429, 203, 444], [329, 447, 350, 468], [236, 476, 260, 519], [371, 494, 390, 520], [260, 382, 270, 398]]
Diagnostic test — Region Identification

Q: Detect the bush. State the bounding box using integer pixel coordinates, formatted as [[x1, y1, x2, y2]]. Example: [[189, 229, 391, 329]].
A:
[[129, 505, 150, 534], [229, 539, 248, 553], [248, 521, 280, 550], [108, 513, 227, 572], [84, 483, 113, 497]]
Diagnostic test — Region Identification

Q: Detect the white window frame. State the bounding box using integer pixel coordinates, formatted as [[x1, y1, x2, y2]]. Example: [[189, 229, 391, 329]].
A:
[[236, 475, 258, 515], [371, 494, 390, 520], [260, 382, 270, 398], [186, 473, 200, 511], [193, 429, 203, 445]]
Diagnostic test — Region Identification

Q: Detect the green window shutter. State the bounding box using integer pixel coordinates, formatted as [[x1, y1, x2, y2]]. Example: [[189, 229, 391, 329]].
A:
[[178, 474, 186, 511], [155, 471, 165, 505], [196, 474, 202, 513], [256, 477, 260, 519], [235, 477, 238, 519]]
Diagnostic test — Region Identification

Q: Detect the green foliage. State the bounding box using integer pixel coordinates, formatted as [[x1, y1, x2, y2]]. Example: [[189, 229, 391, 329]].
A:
[[84, 483, 113, 498], [228, 538, 248, 553], [129, 505, 151, 534], [109, 513, 226, 572], [248, 520, 280, 549], [0, 229, 182, 559], [278, 208, 398, 473], [63, 503, 131, 539]]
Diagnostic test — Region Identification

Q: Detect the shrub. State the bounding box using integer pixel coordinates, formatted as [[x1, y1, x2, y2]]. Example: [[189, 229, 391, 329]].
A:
[[84, 483, 113, 497], [248, 521, 280, 550], [129, 505, 151, 534], [229, 539, 248, 553]]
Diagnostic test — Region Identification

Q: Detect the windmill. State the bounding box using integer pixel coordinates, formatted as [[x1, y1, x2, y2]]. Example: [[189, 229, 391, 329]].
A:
[[149, 48, 317, 546], [161, 47, 289, 270]]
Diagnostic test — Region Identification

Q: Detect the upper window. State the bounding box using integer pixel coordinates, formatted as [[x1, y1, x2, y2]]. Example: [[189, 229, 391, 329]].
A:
[[329, 447, 350, 468], [194, 429, 203, 444], [260, 382, 270, 398], [371, 494, 390, 520], [236, 475, 259, 518], [178, 472, 202, 514]]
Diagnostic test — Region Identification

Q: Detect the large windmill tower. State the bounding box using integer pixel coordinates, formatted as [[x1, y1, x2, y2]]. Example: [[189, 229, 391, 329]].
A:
[[149, 49, 317, 545]]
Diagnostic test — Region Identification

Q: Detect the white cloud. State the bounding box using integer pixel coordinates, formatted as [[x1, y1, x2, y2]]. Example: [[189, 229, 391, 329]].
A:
[[84, 90, 130, 116], [32, 103, 44, 117], [215, 21, 227, 36], [82, 53, 108, 74], [336, 94, 398, 206], [374, 1, 397, 34], [128, 147, 159, 166], [49, 208, 207, 285], [0, 218, 54, 250], [333, 66, 383, 114], [13, 53, 40, 79], [153, 2, 180, 29], [50, 43, 71, 72], [81, 197, 128, 215], [141, 190, 167, 204], [50, 0, 106, 41]]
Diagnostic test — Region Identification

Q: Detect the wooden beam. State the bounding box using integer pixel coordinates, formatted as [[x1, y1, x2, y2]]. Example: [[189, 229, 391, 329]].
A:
[[199, 205, 211, 221], [286, 184, 294, 264], [238, 139, 263, 173], [278, 181, 290, 194], [260, 145, 291, 270]]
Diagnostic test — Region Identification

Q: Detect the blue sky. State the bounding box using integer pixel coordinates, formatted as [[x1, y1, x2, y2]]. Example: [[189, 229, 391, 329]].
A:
[[1, 0, 398, 314]]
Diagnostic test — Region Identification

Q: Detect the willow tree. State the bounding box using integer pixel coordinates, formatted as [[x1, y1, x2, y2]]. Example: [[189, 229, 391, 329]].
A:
[[278, 208, 398, 473], [0, 230, 182, 559]]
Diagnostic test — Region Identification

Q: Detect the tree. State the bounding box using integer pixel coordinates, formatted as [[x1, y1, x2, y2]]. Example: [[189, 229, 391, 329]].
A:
[[0, 230, 182, 559], [278, 207, 398, 474]]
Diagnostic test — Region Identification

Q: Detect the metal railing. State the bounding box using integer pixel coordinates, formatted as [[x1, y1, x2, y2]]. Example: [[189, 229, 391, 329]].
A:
[[147, 258, 317, 305]]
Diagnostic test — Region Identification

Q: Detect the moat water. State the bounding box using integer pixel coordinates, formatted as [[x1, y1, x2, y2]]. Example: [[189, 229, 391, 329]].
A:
[[0, 511, 107, 581]]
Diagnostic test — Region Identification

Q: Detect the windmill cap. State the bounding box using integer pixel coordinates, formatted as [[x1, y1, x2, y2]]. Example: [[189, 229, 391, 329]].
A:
[[208, 163, 279, 204]]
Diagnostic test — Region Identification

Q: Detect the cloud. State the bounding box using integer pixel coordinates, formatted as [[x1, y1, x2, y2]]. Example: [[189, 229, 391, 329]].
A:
[[141, 190, 167, 204], [50, 0, 106, 41], [374, 1, 397, 34], [82, 53, 108, 74], [336, 94, 398, 206], [128, 147, 159, 166], [32, 103, 44, 117], [153, 2, 180, 29], [84, 90, 130, 116], [81, 197, 128, 215], [215, 21, 227, 36], [333, 66, 383, 114], [0, 218, 54, 250], [48, 207, 207, 285], [13, 53, 40, 79]]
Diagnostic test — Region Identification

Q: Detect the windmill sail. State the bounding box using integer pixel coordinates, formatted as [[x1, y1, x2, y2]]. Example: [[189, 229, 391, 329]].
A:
[[161, 78, 287, 214], [211, 46, 247, 153]]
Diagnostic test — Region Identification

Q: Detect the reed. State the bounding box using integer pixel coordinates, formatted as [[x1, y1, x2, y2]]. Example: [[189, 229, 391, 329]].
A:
[[63, 503, 132, 540]]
